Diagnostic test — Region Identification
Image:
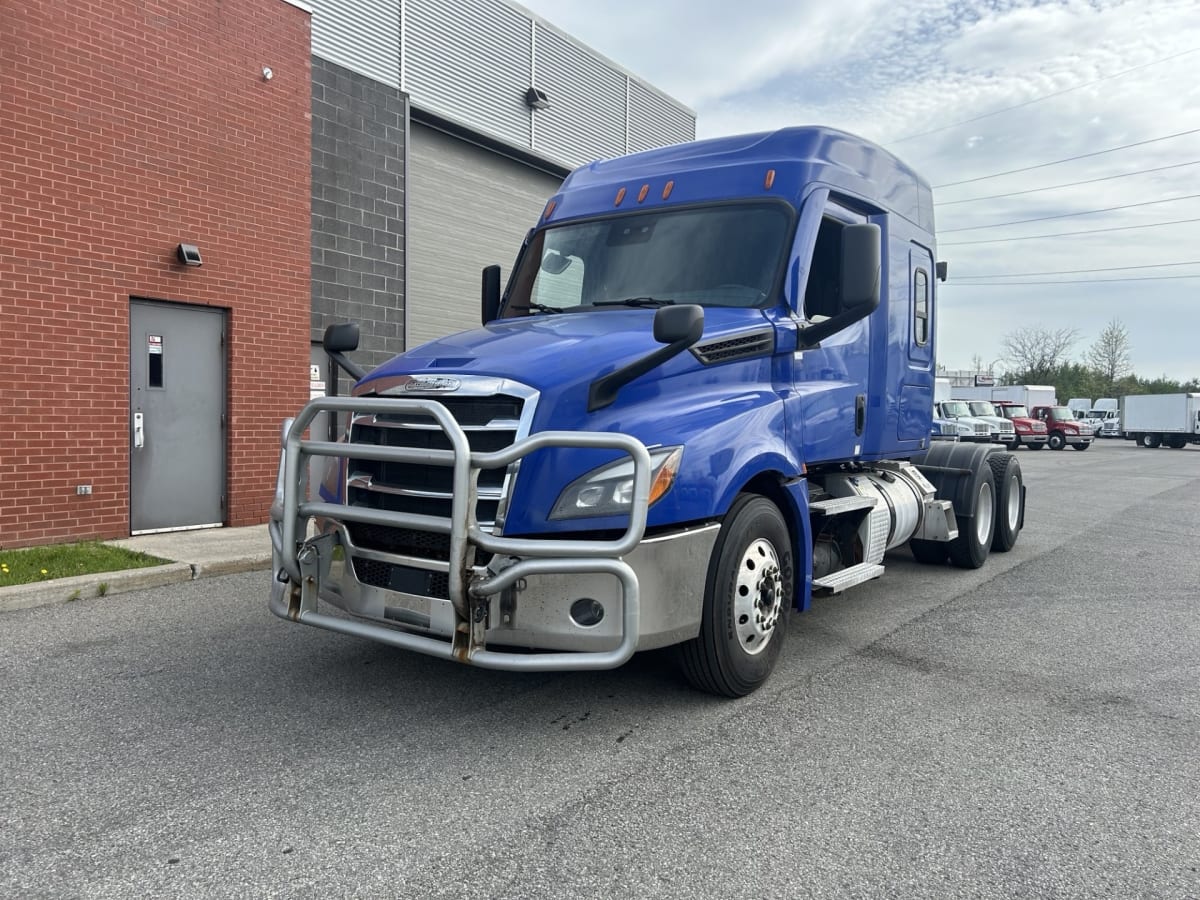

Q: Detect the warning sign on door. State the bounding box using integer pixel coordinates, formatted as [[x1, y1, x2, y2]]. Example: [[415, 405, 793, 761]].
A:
[[148, 335, 163, 355]]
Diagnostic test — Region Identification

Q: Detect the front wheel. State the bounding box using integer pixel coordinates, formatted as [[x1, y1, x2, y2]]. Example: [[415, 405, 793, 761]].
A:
[[1027, 442, 1044, 451], [1005, 439, 1019, 451], [679, 495, 793, 698], [1048, 432, 1066, 450], [1072, 441, 1090, 451]]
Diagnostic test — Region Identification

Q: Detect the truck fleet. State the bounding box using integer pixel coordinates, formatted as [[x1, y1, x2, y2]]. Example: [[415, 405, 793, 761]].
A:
[[268, 126, 1028, 696]]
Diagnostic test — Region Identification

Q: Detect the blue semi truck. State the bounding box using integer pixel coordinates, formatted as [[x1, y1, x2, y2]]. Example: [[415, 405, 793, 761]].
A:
[[269, 126, 1025, 697]]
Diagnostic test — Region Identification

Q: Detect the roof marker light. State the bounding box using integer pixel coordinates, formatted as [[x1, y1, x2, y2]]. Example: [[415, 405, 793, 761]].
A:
[[764, 169, 776, 189], [543, 199, 557, 220], [662, 180, 675, 200], [614, 187, 626, 206], [637, 184, 649, 203]]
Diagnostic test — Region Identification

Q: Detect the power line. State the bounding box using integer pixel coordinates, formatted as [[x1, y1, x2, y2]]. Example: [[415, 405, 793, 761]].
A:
[[934, 160, 1200, 206], [947, 274, 1200, 285], [892, 47, 1200, 144], [932, 127, 1200, 189], [940, 192, 1200, 233], [954, 260, 1200, 279], [940, 216, 1200, 246]]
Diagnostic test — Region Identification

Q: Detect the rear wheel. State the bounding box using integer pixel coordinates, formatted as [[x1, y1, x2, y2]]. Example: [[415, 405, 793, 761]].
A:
[[1140, 433, 1161, 448], [948, 462, 995, 569], [988, 454, 1022, 552], [1167, 435, 1188, 449], [679, 495, 793, 698]]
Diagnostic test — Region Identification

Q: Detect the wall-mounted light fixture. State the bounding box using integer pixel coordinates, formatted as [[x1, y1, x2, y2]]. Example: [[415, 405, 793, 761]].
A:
[[525, 87, 550, 111], [262, 66, 274, 81], [176, 243, 203, 267]]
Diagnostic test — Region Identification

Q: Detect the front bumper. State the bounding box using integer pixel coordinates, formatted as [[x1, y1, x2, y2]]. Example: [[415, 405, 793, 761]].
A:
[[269, 396, 716, 671], [1017, 433, 1048, 446]]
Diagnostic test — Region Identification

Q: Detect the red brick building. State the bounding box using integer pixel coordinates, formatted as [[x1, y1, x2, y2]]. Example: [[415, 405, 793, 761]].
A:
[[0, 0, 312, 545]]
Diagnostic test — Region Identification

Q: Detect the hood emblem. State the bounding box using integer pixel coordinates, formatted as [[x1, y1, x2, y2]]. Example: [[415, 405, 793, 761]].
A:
[[403, 376, 461, 393]]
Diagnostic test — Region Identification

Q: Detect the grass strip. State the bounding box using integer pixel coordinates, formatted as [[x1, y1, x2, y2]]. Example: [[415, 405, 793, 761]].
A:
[[0, 542, 168, 588]]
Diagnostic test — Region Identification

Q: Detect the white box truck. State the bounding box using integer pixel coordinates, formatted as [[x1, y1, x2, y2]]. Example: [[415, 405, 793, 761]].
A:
[[1122, 393, 1200, 448]]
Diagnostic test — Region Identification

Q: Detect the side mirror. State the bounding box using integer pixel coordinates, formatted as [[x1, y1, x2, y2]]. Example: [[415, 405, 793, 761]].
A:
[[481, 264, 501, 325], [840, 223, 881, 308], [798, 223, 881, 349], [322, 322, 359, 353], [653, 303, 705, 345], [322, 322, 365, 381]]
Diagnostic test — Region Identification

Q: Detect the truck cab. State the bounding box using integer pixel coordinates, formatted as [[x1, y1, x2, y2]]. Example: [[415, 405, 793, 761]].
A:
[[958, 399, 1017, 449], [269, 126, 1024, 697], [934, 400, 995, 442], [1031, 405, 1091, 450], [990, 402, 1048, 449]]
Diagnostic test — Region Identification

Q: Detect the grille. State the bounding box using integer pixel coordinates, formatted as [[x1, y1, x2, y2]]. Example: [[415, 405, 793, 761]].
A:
[[343, 388, 531, 600], [690, 329, 775, 365]]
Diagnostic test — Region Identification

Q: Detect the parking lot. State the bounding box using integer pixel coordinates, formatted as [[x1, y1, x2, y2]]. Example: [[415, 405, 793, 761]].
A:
[[2, 437, 1198, 899]]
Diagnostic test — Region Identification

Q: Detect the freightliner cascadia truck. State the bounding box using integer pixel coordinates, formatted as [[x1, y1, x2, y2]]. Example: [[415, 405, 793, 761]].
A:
[[269, 126, 1026, 697]]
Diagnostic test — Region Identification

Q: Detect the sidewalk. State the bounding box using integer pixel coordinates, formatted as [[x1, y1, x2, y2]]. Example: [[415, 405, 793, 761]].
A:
[[0, 524, 272, 614]]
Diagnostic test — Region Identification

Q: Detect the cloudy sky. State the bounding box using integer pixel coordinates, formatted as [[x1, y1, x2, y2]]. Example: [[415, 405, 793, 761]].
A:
[[518, 0, 1200, 383]]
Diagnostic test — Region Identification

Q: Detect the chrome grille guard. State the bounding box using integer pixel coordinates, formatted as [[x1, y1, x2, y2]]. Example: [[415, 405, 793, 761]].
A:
[[269, 396, 652, 671]]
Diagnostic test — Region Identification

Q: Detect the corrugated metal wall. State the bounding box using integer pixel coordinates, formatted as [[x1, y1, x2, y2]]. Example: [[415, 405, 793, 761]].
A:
[[406, 124, 562, 348], [309, 0, 695, 169]]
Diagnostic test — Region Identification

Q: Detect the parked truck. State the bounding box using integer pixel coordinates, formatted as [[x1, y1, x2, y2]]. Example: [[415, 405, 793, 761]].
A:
[[954, 385, 1048, 449], [269, 126, 1026, 697], [1122, 393, 1200, 448]]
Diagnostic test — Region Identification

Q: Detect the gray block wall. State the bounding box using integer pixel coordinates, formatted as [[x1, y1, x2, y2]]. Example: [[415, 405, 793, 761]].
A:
[[311, 56, 407, 379]]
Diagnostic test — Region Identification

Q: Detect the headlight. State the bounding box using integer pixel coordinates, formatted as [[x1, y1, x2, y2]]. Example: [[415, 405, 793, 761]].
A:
[[550, 446, 682, 520]]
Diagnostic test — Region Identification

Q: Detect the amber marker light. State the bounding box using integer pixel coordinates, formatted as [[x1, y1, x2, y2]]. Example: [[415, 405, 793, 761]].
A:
[[543, 199, 557, 220], [637, 183, 649, 202], [662, 180, 675, 200], [648, 447, 684, 506], [614, 187, 627, 206], [764, 169, 776, 189]]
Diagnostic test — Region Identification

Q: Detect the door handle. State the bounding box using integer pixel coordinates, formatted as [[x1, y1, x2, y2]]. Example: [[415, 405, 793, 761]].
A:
[[133, 412, 144, 449]]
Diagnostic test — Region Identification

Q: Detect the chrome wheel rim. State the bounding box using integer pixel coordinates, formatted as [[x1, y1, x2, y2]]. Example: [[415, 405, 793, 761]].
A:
[[733, 538, 783, 656], [975, 482, 994, 545], [1005, 473, 1020, 532]]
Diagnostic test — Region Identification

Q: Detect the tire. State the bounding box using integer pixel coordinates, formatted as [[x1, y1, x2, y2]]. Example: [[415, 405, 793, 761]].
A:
[[987, 454, 1022, 552], [1167, 435, 1187, 449], [1027, 442, 1044, 451], [947, 461, 995, 569], [1048, 432, 1065, 451], [909, 538, 948, 565], [1004, 439, 1019, 451], [679, 495, 793, 698], [1140, 433, 1161, 449], [1072, 442, 1090, 451]]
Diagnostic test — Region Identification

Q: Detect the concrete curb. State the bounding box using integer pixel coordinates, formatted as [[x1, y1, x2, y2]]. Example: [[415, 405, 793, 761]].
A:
[[0, 556, 271, 614]]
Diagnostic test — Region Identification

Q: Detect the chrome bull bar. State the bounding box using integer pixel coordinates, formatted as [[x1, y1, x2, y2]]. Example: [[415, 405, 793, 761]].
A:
[[269, 396, 652, 671]]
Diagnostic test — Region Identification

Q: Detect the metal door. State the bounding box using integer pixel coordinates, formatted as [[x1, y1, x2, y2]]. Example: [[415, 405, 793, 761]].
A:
[[129, 300, 227, 533]]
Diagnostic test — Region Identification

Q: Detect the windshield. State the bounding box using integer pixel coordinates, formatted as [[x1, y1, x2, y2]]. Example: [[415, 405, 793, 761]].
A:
[[1002, 405, 1029, 417], [1048, 406, 1074, 418], [502, 202, 793, 317], [940, 401, 971, 417], [967, 401, 996, 416]]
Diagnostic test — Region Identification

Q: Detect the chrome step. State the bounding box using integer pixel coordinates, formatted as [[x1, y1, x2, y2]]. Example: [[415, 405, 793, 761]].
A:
[[812, 562, 885, 595]]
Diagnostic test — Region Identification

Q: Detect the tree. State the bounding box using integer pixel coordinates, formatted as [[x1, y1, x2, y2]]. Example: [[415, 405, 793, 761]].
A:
[[1000, 326, 1079, 384], [1086, 319, 1133, 396]]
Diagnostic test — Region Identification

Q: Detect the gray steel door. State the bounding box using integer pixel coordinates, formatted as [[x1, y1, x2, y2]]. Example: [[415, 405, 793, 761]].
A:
[[129, 300, 227, 533], [406, 123, 563, 348]]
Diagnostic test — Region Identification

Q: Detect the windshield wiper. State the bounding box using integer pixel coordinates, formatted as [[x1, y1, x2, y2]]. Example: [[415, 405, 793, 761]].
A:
[[509, 302, 564, 314], [591, 296, 676, 308]]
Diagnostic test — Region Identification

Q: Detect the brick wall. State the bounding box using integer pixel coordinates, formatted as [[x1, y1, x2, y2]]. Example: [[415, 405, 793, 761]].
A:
[[0, 0, 312, 546], [311, 57, 407, 384]]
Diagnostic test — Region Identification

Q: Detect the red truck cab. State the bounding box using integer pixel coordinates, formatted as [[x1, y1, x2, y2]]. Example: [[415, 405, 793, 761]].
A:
[[990, 402, 1048, 450], [1030, 405, 1092, 451]]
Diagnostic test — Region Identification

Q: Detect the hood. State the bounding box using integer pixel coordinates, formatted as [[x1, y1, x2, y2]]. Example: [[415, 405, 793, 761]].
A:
[[356, 306, 770, 399]]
